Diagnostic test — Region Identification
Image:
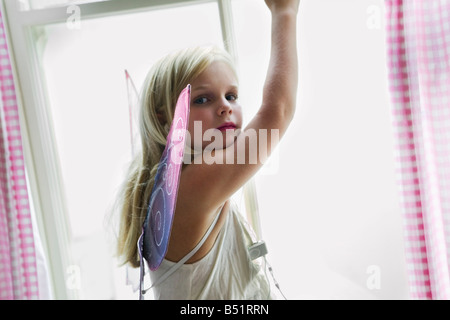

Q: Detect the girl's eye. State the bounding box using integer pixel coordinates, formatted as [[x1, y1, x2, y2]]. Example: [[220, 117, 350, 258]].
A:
[[226, 94, 238, 101], [194, 97, 208, 104]]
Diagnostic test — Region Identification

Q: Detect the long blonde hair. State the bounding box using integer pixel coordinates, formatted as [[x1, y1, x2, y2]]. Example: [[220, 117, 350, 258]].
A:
[[116, 46, 237, 268]]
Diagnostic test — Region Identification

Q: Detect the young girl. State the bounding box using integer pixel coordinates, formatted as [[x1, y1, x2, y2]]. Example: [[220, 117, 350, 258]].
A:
[[116, 0, 299, 299]]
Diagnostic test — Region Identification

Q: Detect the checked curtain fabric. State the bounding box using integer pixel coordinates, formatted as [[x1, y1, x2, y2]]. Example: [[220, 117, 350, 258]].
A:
[[0, 7, 39, 299], [385, 0, 450, 299]]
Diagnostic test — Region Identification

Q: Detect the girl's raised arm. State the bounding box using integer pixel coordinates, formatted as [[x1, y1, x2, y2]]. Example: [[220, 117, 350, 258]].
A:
[[259, 0, 299, 129], [178, 0, 300, 218]]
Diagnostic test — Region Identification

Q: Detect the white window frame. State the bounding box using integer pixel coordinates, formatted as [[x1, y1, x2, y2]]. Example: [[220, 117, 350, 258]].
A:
[[2, 0, 261, 299]]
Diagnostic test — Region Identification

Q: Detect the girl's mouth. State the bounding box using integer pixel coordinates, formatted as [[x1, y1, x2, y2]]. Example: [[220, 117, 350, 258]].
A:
[[216, 122, 236, 131]]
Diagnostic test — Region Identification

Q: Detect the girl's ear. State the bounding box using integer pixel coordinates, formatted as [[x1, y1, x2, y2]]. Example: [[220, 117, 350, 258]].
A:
[[157, 111, 167, 126], [157, 111, 170, 132]]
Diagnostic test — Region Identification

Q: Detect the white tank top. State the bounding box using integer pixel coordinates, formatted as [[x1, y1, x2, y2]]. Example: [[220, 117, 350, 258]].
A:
[[148, 202, 274, 300]]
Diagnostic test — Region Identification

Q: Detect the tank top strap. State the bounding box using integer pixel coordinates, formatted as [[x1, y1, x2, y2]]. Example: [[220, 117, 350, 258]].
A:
[[139, 204, 224, 299]]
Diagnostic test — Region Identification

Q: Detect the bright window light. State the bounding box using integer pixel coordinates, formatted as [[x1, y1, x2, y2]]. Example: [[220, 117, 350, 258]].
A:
[[232, 0, 408, 299]]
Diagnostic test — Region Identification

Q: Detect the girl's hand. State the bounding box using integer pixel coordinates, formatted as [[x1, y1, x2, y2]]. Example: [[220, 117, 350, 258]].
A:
[[264, 0, 300, 14]]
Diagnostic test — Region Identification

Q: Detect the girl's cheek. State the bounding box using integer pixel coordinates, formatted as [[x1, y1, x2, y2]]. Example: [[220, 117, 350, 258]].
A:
[[234, 105, 244, 126]]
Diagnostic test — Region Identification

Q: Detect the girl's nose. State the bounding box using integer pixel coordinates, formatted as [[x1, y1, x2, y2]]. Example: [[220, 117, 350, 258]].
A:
[[217, 99, 232, 116]]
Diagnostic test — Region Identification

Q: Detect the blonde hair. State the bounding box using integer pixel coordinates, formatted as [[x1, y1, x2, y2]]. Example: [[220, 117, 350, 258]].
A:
[[116, 46, 237, 268]]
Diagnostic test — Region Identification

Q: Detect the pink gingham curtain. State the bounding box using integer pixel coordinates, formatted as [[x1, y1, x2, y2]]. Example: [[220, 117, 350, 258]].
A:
[[0, 8, 39, 299], [385, 0, 450, 299]]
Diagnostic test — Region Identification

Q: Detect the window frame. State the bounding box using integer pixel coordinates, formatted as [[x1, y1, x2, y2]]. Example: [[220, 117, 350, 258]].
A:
[[2, 0, 259, 299]]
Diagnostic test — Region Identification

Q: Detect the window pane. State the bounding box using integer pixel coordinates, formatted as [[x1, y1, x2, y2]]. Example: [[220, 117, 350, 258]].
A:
[[41, 2, 223, 299]]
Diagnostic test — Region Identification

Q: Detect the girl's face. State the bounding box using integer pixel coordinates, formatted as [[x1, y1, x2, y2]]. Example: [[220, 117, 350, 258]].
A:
[[188, 60, 243, 151]]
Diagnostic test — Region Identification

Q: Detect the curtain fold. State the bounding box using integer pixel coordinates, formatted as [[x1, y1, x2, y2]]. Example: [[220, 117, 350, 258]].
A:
[[385, 0, 450, 299], [0, 7, 39, 299]]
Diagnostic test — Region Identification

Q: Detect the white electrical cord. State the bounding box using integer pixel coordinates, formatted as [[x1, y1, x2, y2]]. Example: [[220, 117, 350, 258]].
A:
[[264, 256, 287, 300]]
